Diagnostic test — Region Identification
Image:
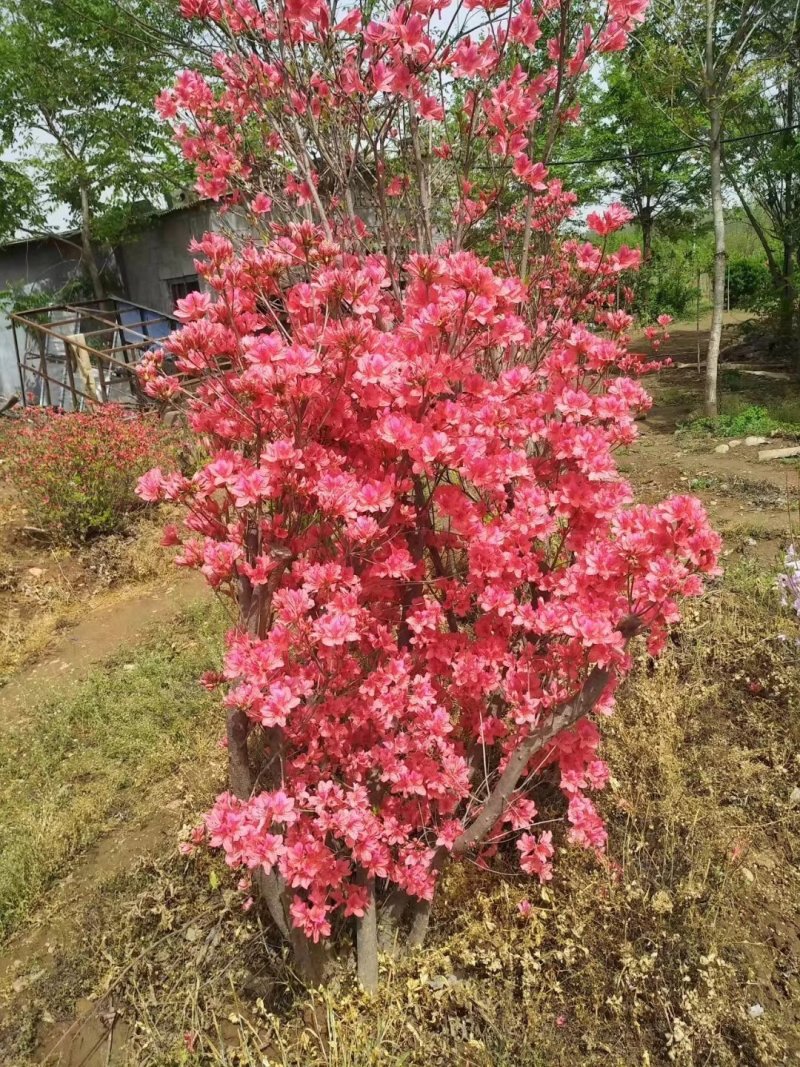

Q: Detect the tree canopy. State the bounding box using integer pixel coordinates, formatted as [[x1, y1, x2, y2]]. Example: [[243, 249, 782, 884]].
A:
[[0, 0, 194, 294], [581, 55, 706, 259]]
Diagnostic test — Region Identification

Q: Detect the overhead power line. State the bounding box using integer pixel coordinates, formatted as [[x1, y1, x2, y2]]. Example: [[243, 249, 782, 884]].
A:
[[547, 122, 800, 169]]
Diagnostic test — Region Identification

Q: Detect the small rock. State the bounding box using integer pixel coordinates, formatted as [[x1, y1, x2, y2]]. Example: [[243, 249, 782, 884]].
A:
[[728, 438, 742, 447], [758, 446, 800, 462], [789, 786, 800, 808], [122, 663, 137, 672], [11, 967, 46, 993], [714, 443, 730, 454], [75, 997, 96, 1018], [428, 974, 463, 991], [744, 435, 767, 446], [748, 1004, 765, 1019]]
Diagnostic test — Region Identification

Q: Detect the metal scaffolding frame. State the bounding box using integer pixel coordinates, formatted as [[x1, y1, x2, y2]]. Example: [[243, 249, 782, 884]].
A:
[[10, 296, 179, 411]]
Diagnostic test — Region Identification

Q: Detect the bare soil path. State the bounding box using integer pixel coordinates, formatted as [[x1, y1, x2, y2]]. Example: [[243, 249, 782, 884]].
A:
[[0, 573, 208, 730], [622, 413, 799, 557], [623, 314, 800, 563]]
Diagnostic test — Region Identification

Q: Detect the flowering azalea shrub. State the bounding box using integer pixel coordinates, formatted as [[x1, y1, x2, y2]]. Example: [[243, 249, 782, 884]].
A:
[[3, 406, 179, 543], [138, 0, 721, 987]]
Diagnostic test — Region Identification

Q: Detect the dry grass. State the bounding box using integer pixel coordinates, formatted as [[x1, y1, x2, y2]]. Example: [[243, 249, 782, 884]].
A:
[[84, 508, 184, 587], [0, 549, 76, 679], [1, 562, 799, 1066]]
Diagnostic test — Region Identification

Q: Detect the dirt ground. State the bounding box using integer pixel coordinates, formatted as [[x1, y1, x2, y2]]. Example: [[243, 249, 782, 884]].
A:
[[0, 484, 197, 686], [0, 572, 206, 730], [625, 375, 799, 558], [0, 316, 799, 1066]]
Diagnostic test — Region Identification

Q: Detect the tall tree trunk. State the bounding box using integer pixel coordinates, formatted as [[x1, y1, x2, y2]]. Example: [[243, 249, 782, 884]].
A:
[[780, 79, 798, 371], [641, 209, 653, 262], [78, 182, 106, 302], [705, 0, 725, 418], [779, 237, 796, 365]]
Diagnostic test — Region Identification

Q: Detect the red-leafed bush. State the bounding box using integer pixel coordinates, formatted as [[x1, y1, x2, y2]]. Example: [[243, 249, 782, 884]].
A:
[[2, 405, 179, 543]]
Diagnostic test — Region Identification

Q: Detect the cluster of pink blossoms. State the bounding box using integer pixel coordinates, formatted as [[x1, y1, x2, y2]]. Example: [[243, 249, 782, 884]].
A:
[[156, 0, 648, 233], [138, 222, 719, 942], [138, 0, 719, 951]]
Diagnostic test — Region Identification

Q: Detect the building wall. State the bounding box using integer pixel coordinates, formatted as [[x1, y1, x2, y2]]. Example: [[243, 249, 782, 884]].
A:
[[0, 202, 252, 399], [116, 203, 217, 315], [0, 238, 88, 398]]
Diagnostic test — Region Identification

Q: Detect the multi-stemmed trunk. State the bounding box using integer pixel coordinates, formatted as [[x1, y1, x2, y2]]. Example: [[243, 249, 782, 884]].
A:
[[778, 241, 797, 370], [640, 209, 654, 263], [230, 599, 628, 990]]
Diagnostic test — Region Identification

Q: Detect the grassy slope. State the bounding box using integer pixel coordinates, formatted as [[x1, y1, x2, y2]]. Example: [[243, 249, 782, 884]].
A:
[[0, 600, 225, 940], [673, 368, 800, 439], [1, 562, 798, 1066]]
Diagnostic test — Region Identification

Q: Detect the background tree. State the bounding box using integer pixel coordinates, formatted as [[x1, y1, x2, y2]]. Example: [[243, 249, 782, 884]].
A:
[[0, 0, 195, 299], [725, 12, 800, 365], [581, 56, 706, 259], [638, 0, 788, 415], [0, 162, 42, 243]]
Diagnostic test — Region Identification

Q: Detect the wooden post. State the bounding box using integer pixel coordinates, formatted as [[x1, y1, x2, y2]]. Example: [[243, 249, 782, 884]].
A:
[[65, 334, 101, 404], [63, 338, 80, 411]]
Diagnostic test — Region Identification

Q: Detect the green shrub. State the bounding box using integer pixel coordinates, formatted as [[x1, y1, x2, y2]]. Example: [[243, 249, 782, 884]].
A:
[[1, 405, 180, 543], [726, 255, 772, 310], [681, 402, 800, 439], [689, 404, 777, 437], [632, 244, 697, 321]]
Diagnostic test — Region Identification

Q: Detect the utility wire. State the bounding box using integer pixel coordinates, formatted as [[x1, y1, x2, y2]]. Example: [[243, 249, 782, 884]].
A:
[[546, 122, 800, 168]]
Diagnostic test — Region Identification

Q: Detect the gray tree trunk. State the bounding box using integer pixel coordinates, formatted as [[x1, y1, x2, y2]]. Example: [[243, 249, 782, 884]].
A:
[[779, 79, 797, 370], [355, 874, 379, 992], [79, 183, 106, 302], [705, 0, 726, 417], [641, 209, 653, 262]]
